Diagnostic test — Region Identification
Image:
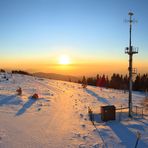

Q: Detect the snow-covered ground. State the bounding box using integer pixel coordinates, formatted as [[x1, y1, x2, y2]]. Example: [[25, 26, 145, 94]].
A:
[[0, 74, 147, 148]]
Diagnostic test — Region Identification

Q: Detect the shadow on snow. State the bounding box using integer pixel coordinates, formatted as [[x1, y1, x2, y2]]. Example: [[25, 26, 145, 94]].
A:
[[0, 94, 22, 106], [16, 96, 37, 116], [107, 121, 148, 147], [85, 88, 110, 105], [88, 113, 148, 147]]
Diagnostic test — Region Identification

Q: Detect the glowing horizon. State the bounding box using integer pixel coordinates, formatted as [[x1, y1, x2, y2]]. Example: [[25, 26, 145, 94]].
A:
[[1, 57, 147, 77]]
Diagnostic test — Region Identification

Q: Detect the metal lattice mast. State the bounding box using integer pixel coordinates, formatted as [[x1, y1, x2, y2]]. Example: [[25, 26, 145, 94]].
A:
[[125, 12, 138, 117]]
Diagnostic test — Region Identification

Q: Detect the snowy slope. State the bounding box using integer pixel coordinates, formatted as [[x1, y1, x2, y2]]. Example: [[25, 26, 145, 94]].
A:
[[0, 74, 147, 148]]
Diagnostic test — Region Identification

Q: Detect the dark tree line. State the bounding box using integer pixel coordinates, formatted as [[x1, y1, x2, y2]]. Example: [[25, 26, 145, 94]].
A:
[[0, 69, 31, 76], [79, 73, 148, 92], [133, 74, 148, 91], [0, 69, 5, 73], [12, 70, 31, 75]]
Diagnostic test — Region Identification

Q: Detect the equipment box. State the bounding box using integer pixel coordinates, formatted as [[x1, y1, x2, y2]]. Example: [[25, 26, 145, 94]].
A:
[[101, 105, 116, 121]]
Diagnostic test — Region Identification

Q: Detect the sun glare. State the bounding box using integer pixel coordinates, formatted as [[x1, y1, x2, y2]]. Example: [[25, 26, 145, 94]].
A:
[[59, 55, 70, 65]]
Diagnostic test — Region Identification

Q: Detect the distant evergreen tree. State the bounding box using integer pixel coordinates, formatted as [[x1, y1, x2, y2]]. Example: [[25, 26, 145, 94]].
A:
[[110, 73, 117, 89], [146, 74, 148, 91], [122, 74, 128, 92], [105, 76, 110, 88], [82, 76, 87, 88], [99, 75, 106, 87], [96, 74, 100, 87], [142, 74, 148, 91], [133, 74, 141, 91], [87, 77, 96, 86], [123, 75, 129, 89]]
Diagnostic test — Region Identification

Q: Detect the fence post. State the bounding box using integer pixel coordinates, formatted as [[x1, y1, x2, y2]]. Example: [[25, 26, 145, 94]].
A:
[[145, 89, 148, 98], [142, 107, 143, 118], [119, 105, 122, 121], [136, 106, 137, 116]]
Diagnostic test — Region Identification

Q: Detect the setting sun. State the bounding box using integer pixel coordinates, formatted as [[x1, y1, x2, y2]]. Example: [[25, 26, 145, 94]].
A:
[[59, 55, 70, 65]]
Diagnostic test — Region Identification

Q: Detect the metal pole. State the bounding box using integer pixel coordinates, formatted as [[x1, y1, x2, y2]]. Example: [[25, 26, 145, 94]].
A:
[[125, 12, 138, 118], [128, 12, 133, 117]]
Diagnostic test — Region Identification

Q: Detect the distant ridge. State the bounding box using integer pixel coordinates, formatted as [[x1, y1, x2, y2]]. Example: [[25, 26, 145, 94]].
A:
[[33, 72, 79, 82]]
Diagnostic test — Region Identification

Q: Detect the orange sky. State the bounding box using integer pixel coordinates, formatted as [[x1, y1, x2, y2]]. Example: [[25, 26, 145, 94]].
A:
[[1, 56, 147, 76]]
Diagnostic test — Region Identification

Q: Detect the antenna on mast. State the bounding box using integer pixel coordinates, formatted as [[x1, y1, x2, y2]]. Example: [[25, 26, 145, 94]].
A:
[[124, 11, 139, 117]]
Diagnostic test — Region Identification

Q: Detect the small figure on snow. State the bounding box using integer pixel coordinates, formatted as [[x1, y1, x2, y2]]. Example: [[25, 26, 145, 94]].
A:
[[88, 106, 94, 124], [32, 93, 39, 99], [16, 87, 22, 95]]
